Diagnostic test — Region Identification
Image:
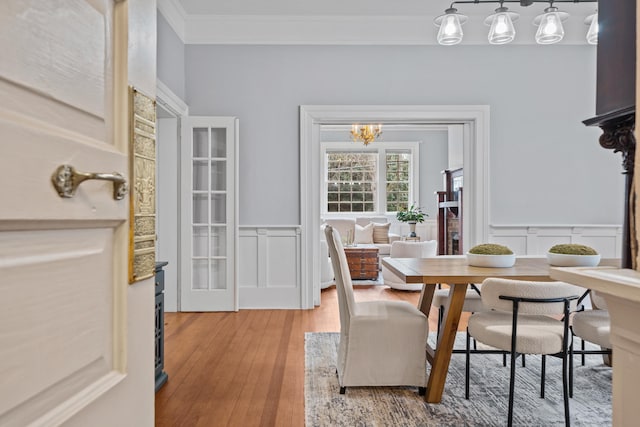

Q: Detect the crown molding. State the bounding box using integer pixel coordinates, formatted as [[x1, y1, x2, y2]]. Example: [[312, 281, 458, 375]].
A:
[[154, 3, 595, 46], [157, 0, 186, 42], [182, 14, 595, 45], [156, 79, 189, 117]]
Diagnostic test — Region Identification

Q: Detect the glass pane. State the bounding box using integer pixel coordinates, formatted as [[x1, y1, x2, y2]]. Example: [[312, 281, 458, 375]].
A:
[[211, 128, 227, 158], [210, 259, 227, 290], [211, 160, 227, 191], [193, 160, 208, 191], [193, 194, 208, 224], [193, 128, 208, 157], [193, 226, 208, 257], [192, 260, 208, 290], [211, 194, 226, 224], [211, 226, 227, 256], [325, 151, 377, 213]]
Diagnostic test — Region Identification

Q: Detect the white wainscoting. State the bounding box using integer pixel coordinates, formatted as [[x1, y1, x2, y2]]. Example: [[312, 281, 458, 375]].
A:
[[489, 224, 623, 258], [239, 226, 302, 309]]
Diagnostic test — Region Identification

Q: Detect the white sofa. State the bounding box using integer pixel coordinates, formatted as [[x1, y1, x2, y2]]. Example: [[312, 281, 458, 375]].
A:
[[321, 217, 401, 263]]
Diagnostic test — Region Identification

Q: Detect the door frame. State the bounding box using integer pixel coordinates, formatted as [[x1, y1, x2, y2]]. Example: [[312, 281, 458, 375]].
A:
[[299, 105, 490, 308], [156, 79, 188, 312]]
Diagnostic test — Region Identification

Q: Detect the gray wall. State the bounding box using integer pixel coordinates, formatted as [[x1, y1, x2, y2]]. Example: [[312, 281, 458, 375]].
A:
[[157, 12, 185, 100], [184, 44, 624, 227]]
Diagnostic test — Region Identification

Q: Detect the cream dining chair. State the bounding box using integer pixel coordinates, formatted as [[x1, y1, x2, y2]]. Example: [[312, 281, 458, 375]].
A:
[[324, 225, 429, 394], [381, 240, 438, 290], [465, 278, 583, 427], [569, 289, 611, 396]]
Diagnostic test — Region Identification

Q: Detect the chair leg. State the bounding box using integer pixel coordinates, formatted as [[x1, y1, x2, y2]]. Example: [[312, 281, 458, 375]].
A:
[[465, 328, 471, 399], [562, 351, 571, 427], [339, 386, 346, 394], [540, 355, 546, 398], [581, 338, 586, 366], [507, 351, 518, 427], [418, 387, 426, 396], [503, 353, 507, 367], [437, 305, 444, 341], [522, 354, 526, 368], [569, 341, 574, 398]]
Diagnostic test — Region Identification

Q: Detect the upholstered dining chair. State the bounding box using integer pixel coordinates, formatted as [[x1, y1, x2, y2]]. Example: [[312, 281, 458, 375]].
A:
[[324, 225, 429, 395], [382, 240, 438, 290], [465, 278, 583, 427], [570, 290, 611, 396]]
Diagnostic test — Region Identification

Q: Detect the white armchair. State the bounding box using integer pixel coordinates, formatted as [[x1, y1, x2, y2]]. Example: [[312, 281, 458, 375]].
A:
[[320, 239, 334, 289], [324, 225, 429, 394], [382, 240, 438, 291]]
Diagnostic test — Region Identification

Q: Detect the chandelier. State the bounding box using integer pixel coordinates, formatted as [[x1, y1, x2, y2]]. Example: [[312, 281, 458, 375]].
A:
[[351, 124, 382, 146], [434, 0, 598, 46]]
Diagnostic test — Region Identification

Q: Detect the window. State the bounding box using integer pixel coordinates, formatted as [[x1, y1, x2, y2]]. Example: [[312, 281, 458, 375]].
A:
[[385, 151, 411, 212], [326, 152, 376, 212], [322, 142, 419, 215]]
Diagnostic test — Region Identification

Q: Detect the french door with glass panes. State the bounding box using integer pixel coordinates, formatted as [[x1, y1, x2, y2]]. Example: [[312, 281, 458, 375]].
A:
[[180, 117, 238, 311]]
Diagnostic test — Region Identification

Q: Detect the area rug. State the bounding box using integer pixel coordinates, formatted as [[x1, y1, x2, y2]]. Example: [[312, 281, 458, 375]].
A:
[[305, 332, 612, 426]]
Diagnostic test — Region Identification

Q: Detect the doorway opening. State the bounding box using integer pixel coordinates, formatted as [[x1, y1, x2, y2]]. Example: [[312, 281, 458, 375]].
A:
[[300, 105, 490, 308]]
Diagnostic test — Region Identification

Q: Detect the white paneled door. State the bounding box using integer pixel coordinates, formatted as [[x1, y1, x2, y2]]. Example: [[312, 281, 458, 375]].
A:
[[181, 117, 239, 311], [0, 1, 129, 426]]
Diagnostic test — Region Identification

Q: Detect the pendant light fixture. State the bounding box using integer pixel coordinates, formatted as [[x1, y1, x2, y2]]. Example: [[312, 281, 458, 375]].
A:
[[351, 124, 382, 146], [585, 11, 598, 45], [434, 1, 597, 46], [434, 8, 467, 46], [485, 5, 519, 45], [533, 6, 568, 44]]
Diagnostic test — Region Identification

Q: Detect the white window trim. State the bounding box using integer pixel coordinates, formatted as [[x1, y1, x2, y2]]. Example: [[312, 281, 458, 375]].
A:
[[321, 141, 420, 217]]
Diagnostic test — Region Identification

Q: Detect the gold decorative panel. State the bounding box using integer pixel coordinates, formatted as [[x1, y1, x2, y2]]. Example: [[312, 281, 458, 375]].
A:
[[128, 87, 156, 283]]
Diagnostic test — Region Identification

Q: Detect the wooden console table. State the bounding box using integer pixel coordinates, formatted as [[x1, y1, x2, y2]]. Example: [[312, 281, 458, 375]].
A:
[[344, 246, 379, 280]]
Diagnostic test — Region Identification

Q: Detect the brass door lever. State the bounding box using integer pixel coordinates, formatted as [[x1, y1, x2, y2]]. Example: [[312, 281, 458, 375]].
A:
[[51, 164, 128, 200]]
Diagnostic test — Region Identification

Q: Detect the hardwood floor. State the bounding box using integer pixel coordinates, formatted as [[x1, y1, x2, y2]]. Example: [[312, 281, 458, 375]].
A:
[[155, 285, 468, 427]]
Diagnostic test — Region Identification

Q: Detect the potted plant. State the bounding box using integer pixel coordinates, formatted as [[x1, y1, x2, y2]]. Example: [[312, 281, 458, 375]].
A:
[[467, 243, 516, 268], [547, 244, 601, 267], [396, 203, 426, 237]]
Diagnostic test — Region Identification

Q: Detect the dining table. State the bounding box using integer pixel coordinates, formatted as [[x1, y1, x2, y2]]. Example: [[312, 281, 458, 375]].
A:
[[380, 255, 619, 403]]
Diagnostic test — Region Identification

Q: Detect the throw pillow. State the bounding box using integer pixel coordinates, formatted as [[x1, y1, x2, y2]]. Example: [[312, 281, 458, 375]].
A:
[[354, 223, 374, 244], [372, 222, 391, 244]]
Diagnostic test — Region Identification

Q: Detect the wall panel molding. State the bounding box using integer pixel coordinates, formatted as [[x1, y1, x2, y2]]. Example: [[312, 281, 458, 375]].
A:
[[489, 224, 623, 258], [239, 226, 302, 309]]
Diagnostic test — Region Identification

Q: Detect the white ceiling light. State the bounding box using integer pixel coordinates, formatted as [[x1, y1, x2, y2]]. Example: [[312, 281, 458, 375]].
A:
[[485, 5, 519, 45], [585, 12, 598, 45], [434, 8, 467, 45], [435, 0, 597, 46]]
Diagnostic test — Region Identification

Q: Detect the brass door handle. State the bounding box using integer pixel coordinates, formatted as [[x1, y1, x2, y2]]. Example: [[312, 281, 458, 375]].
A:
[[52, 164, 129, 200]]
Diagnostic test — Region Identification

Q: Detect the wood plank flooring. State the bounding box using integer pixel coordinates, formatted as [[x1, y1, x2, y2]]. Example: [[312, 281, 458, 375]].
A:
[[155, 285, 468, 427]]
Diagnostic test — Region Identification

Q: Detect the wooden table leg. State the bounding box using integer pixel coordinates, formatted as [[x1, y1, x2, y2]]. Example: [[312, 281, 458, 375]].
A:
[[425, 283, 468, 403], [418, 283, 436, 316]]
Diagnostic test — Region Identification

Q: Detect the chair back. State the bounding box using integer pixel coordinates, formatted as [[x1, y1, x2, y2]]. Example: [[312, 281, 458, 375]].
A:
[[480, 278, 582, 315], [324, 225, 356, 328], [390, 240, 437, 258], [590, 290, 608, 310]]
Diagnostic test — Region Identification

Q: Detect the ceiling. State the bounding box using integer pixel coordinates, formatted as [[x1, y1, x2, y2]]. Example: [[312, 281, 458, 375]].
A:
[[160, 0, 599, 45]]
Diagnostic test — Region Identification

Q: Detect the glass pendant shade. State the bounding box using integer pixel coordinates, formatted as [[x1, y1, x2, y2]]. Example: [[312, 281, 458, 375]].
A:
[[485, 7, 518, 45], [534, 7, 567, 45], [585, 12, 598, 45], [435, 8, 467, 45]]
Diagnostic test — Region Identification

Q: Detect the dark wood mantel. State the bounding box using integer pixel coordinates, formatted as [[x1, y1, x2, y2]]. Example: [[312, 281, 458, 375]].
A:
[[583, 0, 636, 269]]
